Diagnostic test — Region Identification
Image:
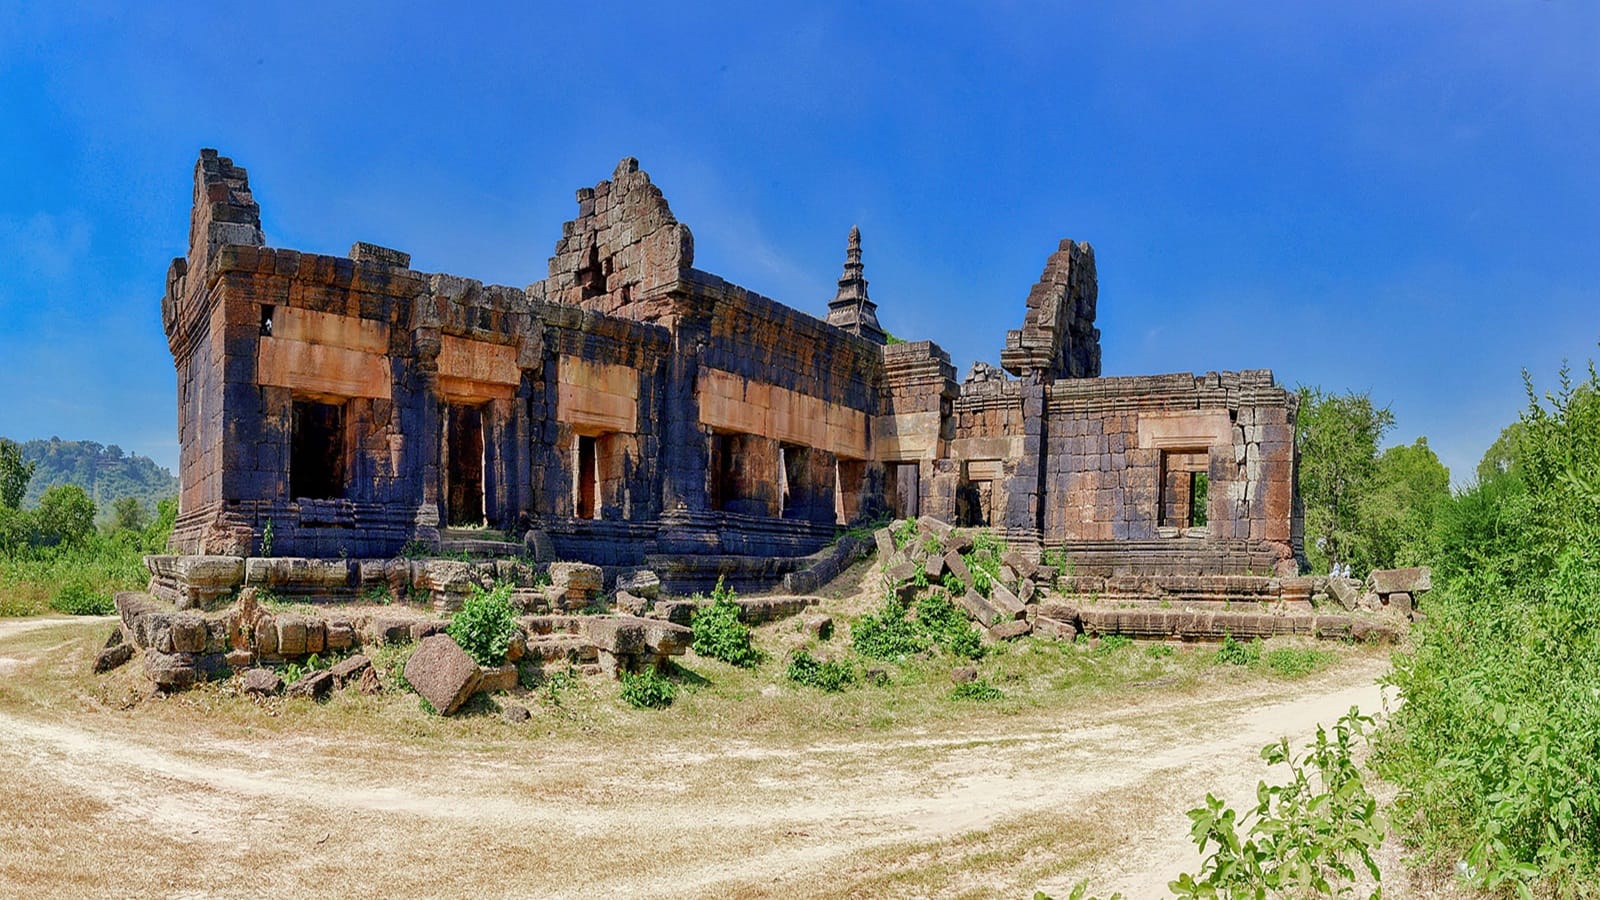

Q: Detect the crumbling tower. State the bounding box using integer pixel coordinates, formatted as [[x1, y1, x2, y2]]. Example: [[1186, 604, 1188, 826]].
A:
[[825, 226, 886, 345]]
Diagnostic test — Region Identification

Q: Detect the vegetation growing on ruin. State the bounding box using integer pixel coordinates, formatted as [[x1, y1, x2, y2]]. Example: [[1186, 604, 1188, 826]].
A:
[[1376, 362, 1600, 894], [447, 582, 518, 667], [851, 590, 982, 662], [619, 668, 676, 709], [689, 577, 763, 667]]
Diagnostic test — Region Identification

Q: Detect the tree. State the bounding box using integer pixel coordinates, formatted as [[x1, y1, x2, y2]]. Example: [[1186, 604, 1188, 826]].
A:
[[34, 483, 95, 547], [0, 438, 34, 509], [111, 496, 147, 532], [1361, 437, 1451, 568], [1295, 387, 1395, 573], [1476, 420, 1526, 484]]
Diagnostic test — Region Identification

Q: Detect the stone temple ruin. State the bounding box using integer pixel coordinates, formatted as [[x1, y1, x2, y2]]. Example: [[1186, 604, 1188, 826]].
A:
[[114, 149, 1385, 697], [160, 150, 1301, 584]]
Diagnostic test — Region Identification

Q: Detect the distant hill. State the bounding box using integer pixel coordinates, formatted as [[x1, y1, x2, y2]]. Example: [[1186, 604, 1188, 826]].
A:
[[14, 438, 179, 515]]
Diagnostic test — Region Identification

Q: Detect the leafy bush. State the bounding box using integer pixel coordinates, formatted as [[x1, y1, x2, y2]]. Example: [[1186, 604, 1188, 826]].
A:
[[689, 577, 762, 667], [1171, 709, 1384, 898], [891, 517, 919, 550], [851, 595, 928, 660], [962, 531, 1007, 598], [915, 591, 983, 660], [446, 582, 517, 667], [786, 650, 855, 692], [1215, 632, 1260, 667], [620, 668, 676, 709], [1377, 362, 1600, 893], [51, 581, 113, 616], [1146, 643, 1175, 659], [949, 679, 1005, 702]]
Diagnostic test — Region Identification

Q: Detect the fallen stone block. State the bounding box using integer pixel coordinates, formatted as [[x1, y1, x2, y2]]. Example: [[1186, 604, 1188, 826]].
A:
[[241, 667, 283, 696], [615, 569, 661, 600], [923, 553, 945, 581], [873, 527, 896, 560], [144, 649, 196, 689], [651, 600, 696, 626], [944, 551, 974, 590], [1035, 601, 1081, 626], [404, 634, 483, 715], [1327, 578, 1362, 610], [957, 589, 1004, 628], [479, 663, 518, 693], [734, 596, 815, 625], [1369, 567, 1431, 596], [918, 516, 954, 542], [615, 590, 650, 616], [93, 641, 134, 674], [1033, 617, 1078, 641], [945, 532, 975, 554], [950, 665, 977, 684], [802, 614, 833, 640], [328, 654, 372, 686], [409, 620, 448, 643], [286, 669, 334, 700], [503, 703, 531, 723], [1001, 551, 1039, 580], [989, 582, 1027, 620], [985, 618, 1032, 642], [548, 562, 604, 602], [885, 561, 917, 586], [356, 666, 381, 695], [1387, 591, 1415, 615]]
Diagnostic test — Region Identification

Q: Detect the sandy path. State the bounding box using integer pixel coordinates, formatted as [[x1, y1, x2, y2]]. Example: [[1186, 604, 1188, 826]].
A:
[[0, 643, 1390, 898]]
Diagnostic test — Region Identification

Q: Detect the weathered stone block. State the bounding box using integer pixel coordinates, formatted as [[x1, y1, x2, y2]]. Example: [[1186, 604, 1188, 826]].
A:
[[404, 634, 482, 715], [985, 618, 1032, 642], [957, 589, 1003, 628], [1370, 567, 1431, 595], [286, 669, 334, 700], [328, 654, 372, 686], [989, 582, 1026, 620], [615, 569, 661, 600], [241, 667, 283, 695], [944, 551, 974, 589], [548, 562, 603, 601], [276, 615, 308, 656], [1033, 616, 1078, 641], [145, 649, 197, 689], [478, 663, 518, 693]]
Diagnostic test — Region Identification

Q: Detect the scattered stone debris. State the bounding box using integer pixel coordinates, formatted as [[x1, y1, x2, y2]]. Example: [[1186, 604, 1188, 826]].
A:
[[286, 670, 334, 701], [802, 614, 833, 640], [950, 666, 978, 684], [502, 703, 531, 723], [328, 654, 372, 687]]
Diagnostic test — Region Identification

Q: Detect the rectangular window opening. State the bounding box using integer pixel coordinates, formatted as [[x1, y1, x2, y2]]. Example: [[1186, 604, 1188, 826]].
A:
[[1158, 449, 1209, 532], [260, 304, 275, 337], [290, 399, 346, 500]]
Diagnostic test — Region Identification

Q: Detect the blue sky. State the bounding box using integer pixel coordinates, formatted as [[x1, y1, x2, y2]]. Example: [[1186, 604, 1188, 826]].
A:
[[1, 1, 1596, 483]]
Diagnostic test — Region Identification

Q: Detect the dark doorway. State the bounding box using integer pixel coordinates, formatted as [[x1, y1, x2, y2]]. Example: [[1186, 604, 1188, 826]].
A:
[[575, 434, 598, 519], [886, 462, 919, 519], [780, 443, 810, 519], [290, 400, 345, 500], [447, 404, 485, 526]]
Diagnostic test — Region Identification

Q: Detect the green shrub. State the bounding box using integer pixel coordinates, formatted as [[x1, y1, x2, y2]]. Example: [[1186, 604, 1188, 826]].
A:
[[786, 650, 855, 692], [1215, 632, 1260, 667], [962, 531, 1007, 598], [51, 581, 114, 616], [915, 591, 983, 660], [1376, 362, 1600, 893], [689, 577, 762, 667], [949, 679, 1005, 702], [851, 595, 928, 660], [891, 517, 919, 550], [446, 582, 517, 667], [1263, 647, 1335, 678], [620, 668, 676, 709], [1171, 709, 1384, 897], [1146, 643, 1175, 659]]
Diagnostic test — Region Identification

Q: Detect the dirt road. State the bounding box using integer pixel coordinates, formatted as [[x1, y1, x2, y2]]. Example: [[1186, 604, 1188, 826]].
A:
[[0, 619, 1390, 898]]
